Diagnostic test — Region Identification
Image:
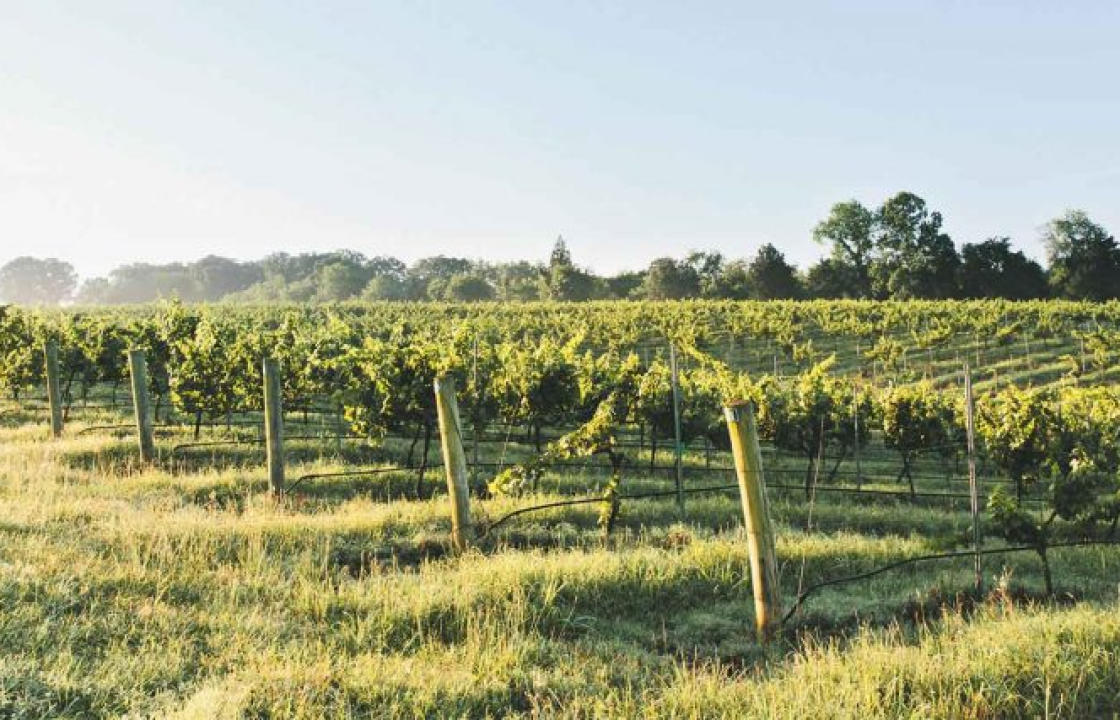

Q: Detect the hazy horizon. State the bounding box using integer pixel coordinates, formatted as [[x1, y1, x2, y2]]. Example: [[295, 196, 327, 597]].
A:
[[3, 2, 1118, 280]]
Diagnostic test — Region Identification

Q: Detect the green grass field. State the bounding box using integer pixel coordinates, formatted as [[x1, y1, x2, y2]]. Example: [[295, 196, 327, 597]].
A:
[[2, 386, 1120, 719]]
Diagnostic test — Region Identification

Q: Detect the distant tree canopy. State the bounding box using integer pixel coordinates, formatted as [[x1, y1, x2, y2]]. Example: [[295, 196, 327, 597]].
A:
[[1043, 211, 1120, 301], [812, 200, 875, 298], [872, 192, 959, 299], [639, 258, 700, 300], [746, 244, 802, 300], [0, 257, 77, 305], [7, 196, 1114, 305], [958, 238, 1048, 300], [814, 192, 958, 300]]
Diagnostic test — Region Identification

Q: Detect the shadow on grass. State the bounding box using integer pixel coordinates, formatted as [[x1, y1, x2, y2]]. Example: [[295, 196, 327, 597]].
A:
[[59, 440, 393, 478]]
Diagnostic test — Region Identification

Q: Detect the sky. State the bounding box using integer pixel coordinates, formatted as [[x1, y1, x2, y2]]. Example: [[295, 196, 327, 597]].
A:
[[1, 1, 1118, 280]]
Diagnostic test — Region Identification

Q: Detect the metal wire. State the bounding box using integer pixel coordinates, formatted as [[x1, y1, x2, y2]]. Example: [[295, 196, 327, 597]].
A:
[[780, 538, 1120, 626]]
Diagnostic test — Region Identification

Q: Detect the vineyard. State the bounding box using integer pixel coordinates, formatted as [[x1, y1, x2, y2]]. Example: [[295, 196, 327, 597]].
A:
[[2, 299, 1120, 717]]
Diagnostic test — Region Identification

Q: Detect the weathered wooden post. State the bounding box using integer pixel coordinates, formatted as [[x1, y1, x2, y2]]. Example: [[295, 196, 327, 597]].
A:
[[471, 335, 481, 487], [669, 343, 684, 510], [262, 357, 284, 496], [852, 393, 863, 490], [963, 363, 982, 594], [44, 339, 63, 438], [724, 400, 781, 643], [435, 375, 473, 551], [128, 349, 156, 462]]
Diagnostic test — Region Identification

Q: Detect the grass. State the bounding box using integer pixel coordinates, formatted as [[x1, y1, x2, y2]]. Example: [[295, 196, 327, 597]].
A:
[[2, 396, 1120, 718]]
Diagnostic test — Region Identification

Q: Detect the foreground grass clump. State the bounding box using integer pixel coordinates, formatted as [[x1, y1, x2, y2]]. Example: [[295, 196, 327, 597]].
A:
[[648, 605, 1120, 719], [2, 416, 1120, 717]]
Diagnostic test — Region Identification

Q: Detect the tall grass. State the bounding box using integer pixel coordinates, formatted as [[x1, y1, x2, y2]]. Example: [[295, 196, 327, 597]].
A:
[[1, 413, 1119, 717]]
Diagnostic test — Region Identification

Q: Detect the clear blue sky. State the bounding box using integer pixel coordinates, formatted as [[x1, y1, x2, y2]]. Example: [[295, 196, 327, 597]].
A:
[[2, 1, 1118, 279]]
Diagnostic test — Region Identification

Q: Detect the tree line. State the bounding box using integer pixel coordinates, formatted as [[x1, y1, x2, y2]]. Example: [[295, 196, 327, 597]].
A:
[[2, 193, 1117, 305]]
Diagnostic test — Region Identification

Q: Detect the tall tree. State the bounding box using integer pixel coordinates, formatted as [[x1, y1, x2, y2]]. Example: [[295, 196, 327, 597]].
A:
[[494, 262, 544, 301], [871, 192, 959, 299], [549, 236, 573, 268], [1043, 210, 1120, 300], [539, 239, 601, 301], [812, 200, 875, 298], [361, 274, 409, 301], [315, 262, 370, 301], [958, 237, 1048, 299], [639, 258, 701, 300], [604, 271, 646, 300], [0, 257, 77, 305], [190, 255, 262, 300], [712, 259, 753, 299], [442, 274, 496, 302], [685, 251, 726, 298], [746, 244, 802, 299], [408, 256, 475, 300], [804, 257, 858, 299]]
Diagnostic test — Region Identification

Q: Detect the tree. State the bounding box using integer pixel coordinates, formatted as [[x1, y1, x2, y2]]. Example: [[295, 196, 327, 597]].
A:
[[685, 251, 726, 298], [190, 255, 262, 300], [804, 257, 858, 299], [1043, 211, 1120, 300], [95, 262, 198, 303], [746, 244, 802, 299], [711, 259, 752, 299], [549, 236, 573, 268], [0, 257, 77, 305], [315, 261, 370, 301], [540, 263, 602, 301], [366, 255, 407, 280], [407, 256, 476, 300], [540, 238, 602, 301], [812, 200, 875, 298], [494, 262, 544, 302], [638, 258, 701, 300], [958, 237, 1048, 299], [74, 277, 111, 304], [361, 274, 407, 301], [441, 274, 495, 302], [604, 271, 646, 300], [871, 192, 960, 299]]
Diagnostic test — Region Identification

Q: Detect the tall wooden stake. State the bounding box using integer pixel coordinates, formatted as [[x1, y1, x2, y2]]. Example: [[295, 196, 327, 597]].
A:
[[471, 336, 480, 487], [44, 340, 62, 438], [963, 363, 982, 594], [852, 393, 862, 490], [128, 349, 155, 462], [435, 375, 473, 551], [262, 357, 284, 496], [724, 401, 781, 643], [669, 343, 684, 510]]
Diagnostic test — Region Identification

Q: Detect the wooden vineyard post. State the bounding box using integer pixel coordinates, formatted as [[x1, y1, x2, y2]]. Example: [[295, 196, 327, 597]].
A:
[[963, 363, 983, 594], [128, 349, 156, 463], [669, 343, 684, 510], [852, 392, 863, 490], [471, 335, 480, 488], [44, 339, 63, 438], [262, 357, 285, 496], [435, 375, 473, 552], [724, 401, 781, 643]]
